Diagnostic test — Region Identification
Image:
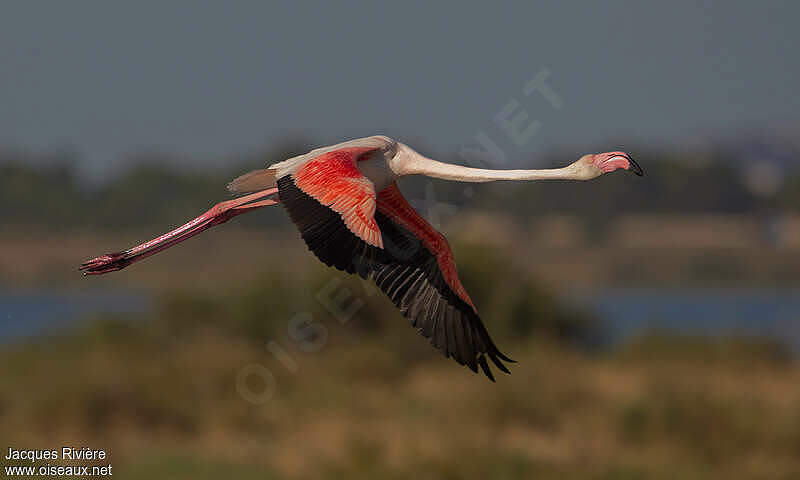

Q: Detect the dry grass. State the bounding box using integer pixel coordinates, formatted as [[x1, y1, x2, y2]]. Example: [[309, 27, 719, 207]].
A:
[[1, 319, 798, 479], [1, 228, 799, 479]]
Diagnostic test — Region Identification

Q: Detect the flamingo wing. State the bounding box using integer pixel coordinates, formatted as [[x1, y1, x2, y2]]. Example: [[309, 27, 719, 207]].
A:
[[373, 183, 513, 380], [283, 146, 384, 248], [279, 155, 513, 379]]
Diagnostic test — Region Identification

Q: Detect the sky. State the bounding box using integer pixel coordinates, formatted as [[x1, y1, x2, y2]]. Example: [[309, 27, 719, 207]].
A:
[[1, 1, 798, 179]]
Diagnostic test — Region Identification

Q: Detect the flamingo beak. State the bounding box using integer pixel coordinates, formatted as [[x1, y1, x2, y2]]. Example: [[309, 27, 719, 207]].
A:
[[594, 152, 644, 177], [627, 155, 644, 177]]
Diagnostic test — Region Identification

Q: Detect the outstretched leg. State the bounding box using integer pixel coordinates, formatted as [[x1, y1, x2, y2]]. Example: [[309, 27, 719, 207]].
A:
[[79, 188, 279, 275]]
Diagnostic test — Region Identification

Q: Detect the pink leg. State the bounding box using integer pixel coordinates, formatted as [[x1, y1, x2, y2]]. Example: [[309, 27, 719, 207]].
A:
[[79, 188, 279, 275]]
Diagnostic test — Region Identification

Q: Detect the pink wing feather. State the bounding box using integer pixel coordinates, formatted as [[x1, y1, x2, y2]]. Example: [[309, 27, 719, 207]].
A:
[[376, 183, 476, 311], [292, 147, 383, 248]]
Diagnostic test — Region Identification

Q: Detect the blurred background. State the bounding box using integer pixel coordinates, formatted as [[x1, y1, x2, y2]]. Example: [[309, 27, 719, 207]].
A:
[[2, 1, 800, 479]]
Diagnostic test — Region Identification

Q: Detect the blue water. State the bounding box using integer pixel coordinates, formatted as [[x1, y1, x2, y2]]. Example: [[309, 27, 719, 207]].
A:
[[0, 290, 151, 342], [569, 288, 800, 352], [1, 288, 798, 352]]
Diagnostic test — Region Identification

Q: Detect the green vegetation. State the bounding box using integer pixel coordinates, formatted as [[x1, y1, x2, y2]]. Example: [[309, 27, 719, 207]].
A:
[[1, 242, 797, 479], [1, 147, 797, 233], [2, 145, 798, 478]]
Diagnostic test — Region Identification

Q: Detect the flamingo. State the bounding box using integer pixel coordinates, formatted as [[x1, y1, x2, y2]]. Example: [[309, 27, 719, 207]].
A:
[[80, 135, 643, 380]]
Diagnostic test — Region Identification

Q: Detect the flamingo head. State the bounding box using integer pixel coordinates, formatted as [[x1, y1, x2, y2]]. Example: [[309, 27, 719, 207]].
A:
[[574, 151, 643, 180]]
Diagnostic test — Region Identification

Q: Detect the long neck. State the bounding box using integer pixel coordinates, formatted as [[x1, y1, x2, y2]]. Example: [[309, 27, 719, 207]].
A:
[[394, 153, 582, 183]]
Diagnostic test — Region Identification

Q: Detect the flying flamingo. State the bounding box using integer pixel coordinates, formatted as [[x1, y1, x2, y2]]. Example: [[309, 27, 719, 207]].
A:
[[80, 135, 642, 380]]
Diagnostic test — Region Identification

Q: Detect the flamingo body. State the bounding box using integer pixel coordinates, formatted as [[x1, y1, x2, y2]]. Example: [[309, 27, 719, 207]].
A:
[[81, 135, 643, 381]]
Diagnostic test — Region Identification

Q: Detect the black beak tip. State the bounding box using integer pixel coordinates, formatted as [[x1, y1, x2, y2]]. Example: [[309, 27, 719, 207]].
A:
[[627, 155, 644, 177]]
